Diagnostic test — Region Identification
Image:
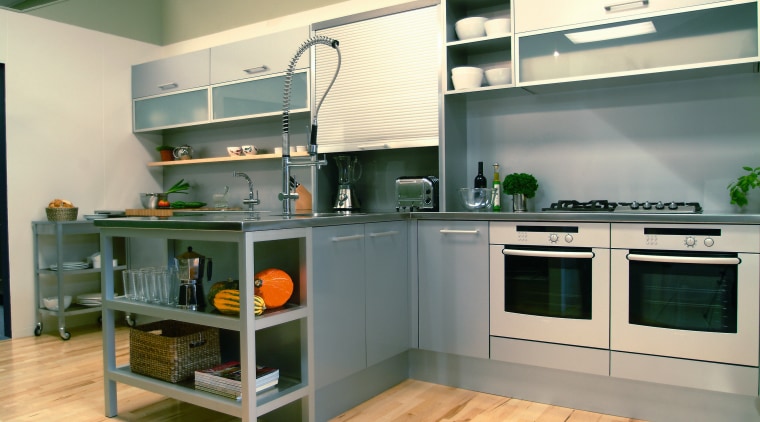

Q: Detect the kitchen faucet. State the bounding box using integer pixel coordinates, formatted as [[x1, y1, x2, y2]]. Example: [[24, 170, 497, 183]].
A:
[[233, 171, 259, 211], [279, 35, 341, 215]]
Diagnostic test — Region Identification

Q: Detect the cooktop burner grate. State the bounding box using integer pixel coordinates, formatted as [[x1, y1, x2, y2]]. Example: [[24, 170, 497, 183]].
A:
[[543, 200, 618, 212], [543, 200, 702, 213]]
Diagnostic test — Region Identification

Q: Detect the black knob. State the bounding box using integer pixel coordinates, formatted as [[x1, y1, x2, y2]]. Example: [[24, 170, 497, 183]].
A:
[[643, 201, 652, 210], [655, 201, 665, 210], [630, 201, 639, 209], [668, 202, 678, 210]]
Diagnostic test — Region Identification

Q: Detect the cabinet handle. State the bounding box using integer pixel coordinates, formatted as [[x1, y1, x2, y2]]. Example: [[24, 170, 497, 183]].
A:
[[358, 144, 390, 150], [604, 0, 649, 11], [627, 253, 741, 265], [369, 230, 399, 238], [331, 234, 365, 242], [503, 248, 595, 259], [243, 65, 269, 74], [439, 229, 479, 235], [158, 82, 178, 90]]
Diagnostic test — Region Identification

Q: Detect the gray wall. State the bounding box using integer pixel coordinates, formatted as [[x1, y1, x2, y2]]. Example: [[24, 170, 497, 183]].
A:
[[464, 73, 760, 214]]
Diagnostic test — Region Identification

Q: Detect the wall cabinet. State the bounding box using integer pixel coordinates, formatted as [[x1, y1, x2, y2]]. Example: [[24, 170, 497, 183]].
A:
[[516, 1, 758, 88], [445, 0, 514, 94], [313, 1, 440, 153], [99, 226, 314, 421], [132, 28, 310, 133], [514, 0, 728, 33], [312, 221, 409, 388], [210, 26, 310, 84], [132, 49, 210, 99], [417, 220, 489, 359]]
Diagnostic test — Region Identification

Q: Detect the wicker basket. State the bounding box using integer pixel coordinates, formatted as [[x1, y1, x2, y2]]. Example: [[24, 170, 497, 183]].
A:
[[45, 207, 78, 222], [130, 320, 220, 383]]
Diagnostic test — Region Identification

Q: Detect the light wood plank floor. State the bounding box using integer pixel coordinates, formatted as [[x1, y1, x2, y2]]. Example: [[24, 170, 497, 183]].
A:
[[0, 325, 646, 421]]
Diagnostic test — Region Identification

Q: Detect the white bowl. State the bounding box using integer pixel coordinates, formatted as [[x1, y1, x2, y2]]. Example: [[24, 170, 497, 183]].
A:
[[485, 67, 512, 86], [455, 17, 488, 40], [43, 296, 72, 311], [484, 18, 511, 37], [451, 66, 483, 90]]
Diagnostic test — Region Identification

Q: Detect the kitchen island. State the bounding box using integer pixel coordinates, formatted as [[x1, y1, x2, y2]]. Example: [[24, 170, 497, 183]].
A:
[[96, 211, 760, 422]]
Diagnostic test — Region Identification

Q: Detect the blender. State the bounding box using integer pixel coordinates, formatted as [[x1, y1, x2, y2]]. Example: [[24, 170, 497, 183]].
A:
[[333, 155, 362, 212]]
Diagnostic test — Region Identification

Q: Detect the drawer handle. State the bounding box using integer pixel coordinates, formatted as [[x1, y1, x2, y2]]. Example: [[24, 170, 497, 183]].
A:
[[439, 229, 479, 235], [243, 65, 269, 74], [358, 144, 391, 150], [627, 253, 741, 265], [331, 234, 365, 242], [605, 0, 649, 11], [158, 82, 178, 90], [369, 230, 399, 238]]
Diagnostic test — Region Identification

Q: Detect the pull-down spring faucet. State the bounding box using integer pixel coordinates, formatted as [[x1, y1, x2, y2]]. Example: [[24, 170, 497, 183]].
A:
[[233, 171, 259, 211], [279, 35, 341, 215]]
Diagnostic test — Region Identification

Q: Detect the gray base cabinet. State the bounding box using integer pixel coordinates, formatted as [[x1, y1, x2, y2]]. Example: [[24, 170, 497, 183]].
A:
[[417, 220, 489, 359], [313, 221, 409, 388]]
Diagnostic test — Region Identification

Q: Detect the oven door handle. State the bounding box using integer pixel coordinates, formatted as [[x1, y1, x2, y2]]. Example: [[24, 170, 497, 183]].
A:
[[626, 253, 741, 265], [502, 248, 595, 259]]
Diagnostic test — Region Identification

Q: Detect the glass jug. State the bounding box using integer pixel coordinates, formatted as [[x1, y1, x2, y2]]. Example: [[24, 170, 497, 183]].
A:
[[334, 155, 362, 185]]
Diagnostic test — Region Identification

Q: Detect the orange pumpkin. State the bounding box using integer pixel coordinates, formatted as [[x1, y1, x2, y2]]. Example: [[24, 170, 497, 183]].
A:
[[254, 268, 294, 308]]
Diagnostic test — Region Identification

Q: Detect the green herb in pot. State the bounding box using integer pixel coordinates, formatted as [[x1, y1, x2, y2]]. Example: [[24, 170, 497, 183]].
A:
[[728, 166, 760, 207]]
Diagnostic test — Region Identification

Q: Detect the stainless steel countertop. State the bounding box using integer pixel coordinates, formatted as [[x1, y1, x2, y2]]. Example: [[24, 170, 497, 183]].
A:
[[93, 210, 760, 231], [94, 211, 408, 231], [412, 211, 760, 224]]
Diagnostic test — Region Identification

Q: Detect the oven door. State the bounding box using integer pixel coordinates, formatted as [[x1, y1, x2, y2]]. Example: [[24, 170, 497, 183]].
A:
[[611, 249, 759, 366], [490, 245, 610, 349]]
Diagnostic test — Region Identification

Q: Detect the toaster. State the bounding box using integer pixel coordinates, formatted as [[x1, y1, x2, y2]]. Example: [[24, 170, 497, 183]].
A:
[[395, 176, 439, 212]]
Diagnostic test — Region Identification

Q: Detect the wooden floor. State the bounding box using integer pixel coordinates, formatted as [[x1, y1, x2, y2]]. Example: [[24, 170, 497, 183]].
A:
[[0, 325, 646, 421]]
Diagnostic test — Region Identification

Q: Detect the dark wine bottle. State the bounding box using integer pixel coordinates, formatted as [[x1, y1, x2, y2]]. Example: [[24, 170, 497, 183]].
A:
[[474, 161, 487, 188]]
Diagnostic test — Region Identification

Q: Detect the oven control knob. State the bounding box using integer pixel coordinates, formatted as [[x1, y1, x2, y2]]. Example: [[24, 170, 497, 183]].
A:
[[684, 236, 696, 247], [564, 234, 574, 243], [668, 202, 678, 210], [630, 201, 640, 209], [655, 201, 665, 210], [704, 237, 715, 247], [643, 201, 652, 210], [549, 233, 559, 243]]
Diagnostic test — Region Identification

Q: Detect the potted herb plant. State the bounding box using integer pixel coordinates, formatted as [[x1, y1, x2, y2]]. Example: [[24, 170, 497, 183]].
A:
[[503, 172, 539, 212], [728, 165, 760, 208], [156, 145, 174, 162]]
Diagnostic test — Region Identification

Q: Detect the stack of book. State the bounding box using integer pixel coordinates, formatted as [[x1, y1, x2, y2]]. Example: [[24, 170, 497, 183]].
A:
[[194, 361, 279, 400]]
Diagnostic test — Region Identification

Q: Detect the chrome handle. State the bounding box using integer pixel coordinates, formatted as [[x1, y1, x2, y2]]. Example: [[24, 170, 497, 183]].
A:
[[626, 253, 741, 265], [502, 248, 595, 259], [331, 234, 365, 242], [358, 144, 391, 150], [369, 230, 399, 238], [243, 65, 268, 74], [158, 82, 178, 90], [605, 0, 649, 11], [439, 229, 479, 235]]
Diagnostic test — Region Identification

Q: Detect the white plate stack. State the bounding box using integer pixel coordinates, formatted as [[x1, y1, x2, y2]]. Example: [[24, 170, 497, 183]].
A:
[[76, 292, 102, 307], [50, 261, 89, 271]]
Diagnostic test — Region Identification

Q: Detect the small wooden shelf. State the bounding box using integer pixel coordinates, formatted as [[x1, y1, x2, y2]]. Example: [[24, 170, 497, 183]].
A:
[[148, 152, 309, 167]]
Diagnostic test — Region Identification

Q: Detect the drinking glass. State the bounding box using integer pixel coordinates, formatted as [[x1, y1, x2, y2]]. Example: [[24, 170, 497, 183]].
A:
[[122, 270, 136, 301]]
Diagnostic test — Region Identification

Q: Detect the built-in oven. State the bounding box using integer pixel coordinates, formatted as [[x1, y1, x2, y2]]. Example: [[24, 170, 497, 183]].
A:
[[490, 222, 610, 375], [610, 223, 760, 394]]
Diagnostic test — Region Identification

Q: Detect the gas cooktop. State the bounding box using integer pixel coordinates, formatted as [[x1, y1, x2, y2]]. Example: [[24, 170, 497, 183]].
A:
[[542, 200, 702, 214]]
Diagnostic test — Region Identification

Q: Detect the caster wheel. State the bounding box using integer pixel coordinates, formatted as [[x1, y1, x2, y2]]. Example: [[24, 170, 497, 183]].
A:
[[34, 323, 42, 336], [59, 328, 71, 341], [126, 314, 137, 327]]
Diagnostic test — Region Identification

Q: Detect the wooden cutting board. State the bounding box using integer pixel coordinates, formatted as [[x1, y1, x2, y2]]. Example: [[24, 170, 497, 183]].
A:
[[125, 208, 241, 217]]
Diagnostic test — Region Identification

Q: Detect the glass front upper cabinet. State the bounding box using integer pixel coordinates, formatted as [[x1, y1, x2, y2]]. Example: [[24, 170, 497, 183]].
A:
[[133, 88, 210, 132], [517, 2, 758, 86], [212, 71, 308, 121]]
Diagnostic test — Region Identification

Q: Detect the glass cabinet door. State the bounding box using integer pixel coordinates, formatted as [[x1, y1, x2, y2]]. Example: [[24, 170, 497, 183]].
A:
[[212, 71, 308, 120], [133, 88, 210, 131], [517, 2, 758, 85]]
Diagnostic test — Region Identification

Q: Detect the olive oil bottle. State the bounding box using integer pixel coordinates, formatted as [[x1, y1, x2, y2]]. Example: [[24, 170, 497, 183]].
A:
[[492, 163, 501, 212]]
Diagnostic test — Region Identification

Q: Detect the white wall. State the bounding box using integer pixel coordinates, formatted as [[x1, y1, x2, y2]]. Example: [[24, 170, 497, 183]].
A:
[[2, 10, 160, 337], [466, 73, 760, 214]]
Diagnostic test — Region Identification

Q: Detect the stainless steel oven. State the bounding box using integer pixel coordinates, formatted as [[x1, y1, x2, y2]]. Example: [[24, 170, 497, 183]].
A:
[[610, 223, 760, 394], [490, 222, 610, 370]]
